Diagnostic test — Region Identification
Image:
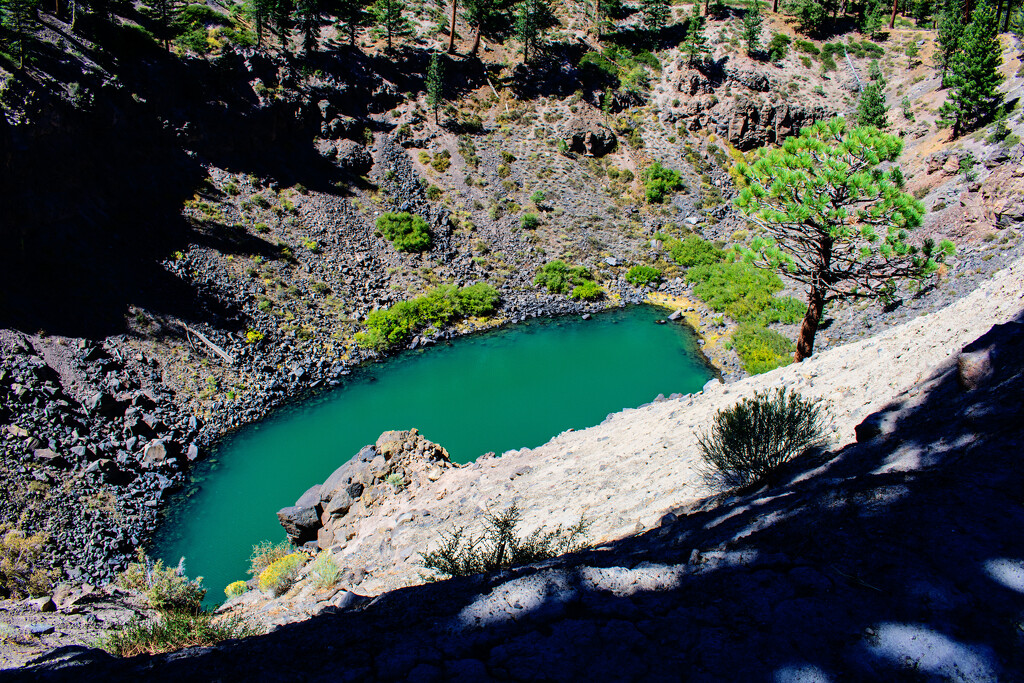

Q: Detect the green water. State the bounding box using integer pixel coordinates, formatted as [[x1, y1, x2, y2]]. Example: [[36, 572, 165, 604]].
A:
[[152, 305, 714, 600]]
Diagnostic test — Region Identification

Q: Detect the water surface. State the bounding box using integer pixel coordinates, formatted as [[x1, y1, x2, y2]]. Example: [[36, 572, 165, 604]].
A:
[[153, 305, 714, 598]]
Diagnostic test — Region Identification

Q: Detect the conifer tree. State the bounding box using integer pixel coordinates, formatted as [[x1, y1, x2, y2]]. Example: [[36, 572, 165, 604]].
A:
[[938, 0, 1003, 137], [426, 50, 445, 124], [336, 0, 369, 45], [641, 0, 670, 32], [463, 0, 513, 55], [1, 0, 38, 67], [856, 81, 889, 128], [742, 0, 762, 55], [733, 118, 953, 361], [681, 13, 710, 65], [936, 0, 965, 85], [274, 0, 294, 52], [294, 0, 321, 53], [515, 0, 555, 63], [372, 0, 410, 51]]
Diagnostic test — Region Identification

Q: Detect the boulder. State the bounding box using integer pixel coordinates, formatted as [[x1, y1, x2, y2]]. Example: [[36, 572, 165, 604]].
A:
[[334, 139, 372, 174], [277, 505, 320, 545], [85, 391, 123, 418], [141, 440, 169, 467], [563, 107, 617, 157]]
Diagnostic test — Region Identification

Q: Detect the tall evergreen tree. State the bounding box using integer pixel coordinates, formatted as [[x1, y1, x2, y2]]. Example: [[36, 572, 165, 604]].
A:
[[936, 0, 965, 86], [733, 118, 953, 361], [273, 0, 294, 52], [1, 0, 38, 67], [245, 0, 275, 47], [294, 0, 321, 53], [681, 13, 710, 65], [641, 0, 670, 32], [856, 81, 889, 128], [514, 0, 555, 63], [939, 0, 1003, 137], [742, 0, 762, 54], [372, 0, 410, 51], [336, 0, 369, 45], [426, 51, 445, 123], [463, 0, 513, 54]]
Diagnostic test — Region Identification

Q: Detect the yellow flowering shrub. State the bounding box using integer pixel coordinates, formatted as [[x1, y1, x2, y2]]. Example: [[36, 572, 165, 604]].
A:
[[257, 553, 306, 596]]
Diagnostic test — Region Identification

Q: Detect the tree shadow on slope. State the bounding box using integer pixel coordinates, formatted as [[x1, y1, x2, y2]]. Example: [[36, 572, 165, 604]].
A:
[[8, 315, 1024, 681]]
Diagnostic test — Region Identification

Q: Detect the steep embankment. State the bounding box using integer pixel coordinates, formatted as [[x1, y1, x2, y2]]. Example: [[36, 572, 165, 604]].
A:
[[217, 253, 1024, 631], [11, 258, 1024, 682]]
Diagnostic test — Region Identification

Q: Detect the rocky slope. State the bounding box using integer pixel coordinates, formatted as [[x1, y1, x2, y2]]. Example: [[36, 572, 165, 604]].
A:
[[8, 262, 1023, 681]]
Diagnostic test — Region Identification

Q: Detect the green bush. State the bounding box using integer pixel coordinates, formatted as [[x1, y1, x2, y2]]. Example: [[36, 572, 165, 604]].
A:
[[625, 264, 662, 286], [731, 323, 794, 374], [258, 553, 306, 596], [533, 260, 593, 294], [643, 162, 685, 203], [670, 236, 724, 267], [376, 212, 432, 252], [224, 580, 248, 599], [420, 503, 589, 580], [570, 281, 603, 300], [686, 261, 802, 324], [0, 528, 53, 598], [767, 33, 791, 61], [100, 611, 259, 658], [697, 388, 829, 487], [119, 553, 205, 614], [310, 551, 341, 589], [521, 212, 540, 229], [356, 284, 500, 351]]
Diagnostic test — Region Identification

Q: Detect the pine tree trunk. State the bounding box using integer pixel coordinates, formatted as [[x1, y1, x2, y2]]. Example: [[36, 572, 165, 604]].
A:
[[794, 287, 825, 362], [471, 24, 481, 55], [772, 0, 778, 12], [889, 0, 898, 28], [1003, 0, 1013, 30], [448, 0, 457, 52]]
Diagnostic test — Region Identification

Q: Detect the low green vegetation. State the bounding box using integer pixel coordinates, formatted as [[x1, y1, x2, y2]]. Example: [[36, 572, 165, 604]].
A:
[[569, 280, 603, 300], [376, 212, 432, 252], [419, 503, 589, 580], [579, 44, 662, 98], [670, 235, 724, 267], [643, 162, 685, 203], [697, 388, 829, 487], [686, 261, 804, 326], [103, 552, 257, 657], [521, 212, 540, 229], [0, 528, 53, 598], [533, 260, 595, 295], [625, 264, 662, 286], [731, 322, 795, 375], [356, 283, 501, 352], [310, 551, 342, 589], [248, 540, 292, 579]]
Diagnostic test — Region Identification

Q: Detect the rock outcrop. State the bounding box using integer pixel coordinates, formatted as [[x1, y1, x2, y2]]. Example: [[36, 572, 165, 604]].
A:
[[562, 107, 617, 157]]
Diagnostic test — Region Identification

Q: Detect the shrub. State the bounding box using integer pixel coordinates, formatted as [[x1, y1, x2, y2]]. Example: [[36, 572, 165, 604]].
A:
[[426, 185, 442, 200], [767, 33, 791, 61], [224, 581, 248, 599], [570, 281, 603, 300], [625, 264, 662, 286], [457, 283, 500, 317], [245, 329, 264, 343], [671, 236, 724, 267], [376, 212, 432, 252], [643, 162, 684, 203], [258, 553, 306, 596], [697, 388, 829, 487], [248, 540, 292, 578], [420, 503, 589, 580], [356, 284, 500, 351], [100, 611, 259, 657], [310, 552, 341, 589], [0, 528, 53, 598], [686, 261, 802, 324], [534, 260, 593, 294], [431, 150, 451, 172], [731, 323, 794, 374], [119, 553, 205, 614]]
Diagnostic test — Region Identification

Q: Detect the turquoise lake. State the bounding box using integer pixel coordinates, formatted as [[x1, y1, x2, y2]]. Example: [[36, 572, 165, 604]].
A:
[[152, 304, 715, 600]]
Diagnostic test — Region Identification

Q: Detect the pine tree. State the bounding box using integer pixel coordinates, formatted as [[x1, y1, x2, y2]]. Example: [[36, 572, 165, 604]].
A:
[[742, 0, 762, 55], [936, 0, 965, 86], [734, 118, 953, 361], [372, 0, 410, 51], [641, 0, 670, 32], [938, 0, 1003, 137], [294, 0, 321, 53], [273, 0, 294, 52], [856, 81, 889, 128], [515, 0, 555, 63], [426, 51, 445, 124], [463, 0, 513, 55], [336, 0, 369, 45], [1, 0, 38, 67], [681, 13, 710, 66]]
